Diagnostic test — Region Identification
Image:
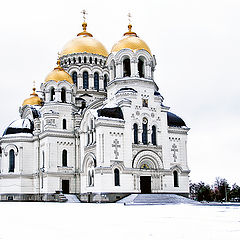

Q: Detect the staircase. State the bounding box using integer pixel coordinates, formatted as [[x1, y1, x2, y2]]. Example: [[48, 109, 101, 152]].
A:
[[117, 194, 199, 205], [64, 194, 81, 203]]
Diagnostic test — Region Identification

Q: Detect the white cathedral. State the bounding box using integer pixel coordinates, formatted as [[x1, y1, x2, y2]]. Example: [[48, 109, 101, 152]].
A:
[[0, 18, 190, 202]]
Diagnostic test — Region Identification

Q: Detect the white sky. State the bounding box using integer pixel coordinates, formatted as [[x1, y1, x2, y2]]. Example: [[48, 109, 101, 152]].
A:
[[0, 0, 239, 186]]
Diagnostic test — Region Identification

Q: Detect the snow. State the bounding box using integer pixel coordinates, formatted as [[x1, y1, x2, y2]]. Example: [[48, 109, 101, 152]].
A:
[[8, 119, 31, 129], [0, 203, 239, 240]]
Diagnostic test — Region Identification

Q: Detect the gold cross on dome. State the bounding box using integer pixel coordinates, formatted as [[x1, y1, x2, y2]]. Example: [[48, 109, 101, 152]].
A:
[[127, 12, 132, 25], [81, 9, 88, 22]]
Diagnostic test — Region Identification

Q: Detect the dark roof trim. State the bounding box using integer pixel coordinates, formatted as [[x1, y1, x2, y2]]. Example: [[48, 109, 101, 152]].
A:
[[97, 107, 124, 120]]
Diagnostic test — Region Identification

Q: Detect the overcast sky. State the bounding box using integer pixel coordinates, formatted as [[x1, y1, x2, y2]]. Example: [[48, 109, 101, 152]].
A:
[[0, 0, 239, 186]]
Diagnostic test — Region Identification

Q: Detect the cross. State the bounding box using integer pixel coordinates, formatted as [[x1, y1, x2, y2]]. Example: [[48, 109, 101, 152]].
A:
[[171, 143, 178, 162], [112, 139, 121, 159], [81, 9, 88, 22], [127, 12, 132, 25]]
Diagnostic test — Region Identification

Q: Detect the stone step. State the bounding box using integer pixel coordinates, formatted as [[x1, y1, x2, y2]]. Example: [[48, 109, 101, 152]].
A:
[[117, 194, 199, 205]]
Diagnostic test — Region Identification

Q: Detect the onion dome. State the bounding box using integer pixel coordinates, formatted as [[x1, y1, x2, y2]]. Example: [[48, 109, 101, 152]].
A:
[[3, 119, 34, 136], [60, 21, 108, 57], [167, 112, 186, 127], [45, 59, 73, 84], [111, 24, 151, 55], [22, 87, 42, 107]]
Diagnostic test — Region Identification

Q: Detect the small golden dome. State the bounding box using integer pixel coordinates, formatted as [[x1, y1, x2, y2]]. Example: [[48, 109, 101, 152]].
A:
[[45, 59, 73, 84], [111, 24, 152, 55], [22, 87, 43, 107], [60, 22, 108, 57]]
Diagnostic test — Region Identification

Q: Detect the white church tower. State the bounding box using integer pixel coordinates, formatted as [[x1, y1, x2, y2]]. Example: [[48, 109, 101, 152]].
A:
[[0, 14, 190, 202]]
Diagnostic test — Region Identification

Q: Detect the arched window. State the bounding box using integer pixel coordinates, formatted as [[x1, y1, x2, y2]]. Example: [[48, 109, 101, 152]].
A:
[[89, 57, 92, 64], [73, 57, 76, 64], [61, 88, 66, 103], [50, 88, 55, 101], [142, 118, 148, 145], [123, 58, 131, 77], [62, 150, 67, 167], [63, 119, 67, 130], [84, 56, 87, 63], [78, 57, 81, 63], [138, 58, 145, 78], [95, 58, 97, 64], [100, 59, 102, 65], [104, 75, 108, 91], [9, 149, 15, 172], [152, 125, 157, 145], [94, 72, 99, 91], [68, 58, 71, 65], [133, 123, 138, 144], [114, 169, 120, 186], [72, 72, 78, 86], [83, 71, 89, 89], [173, 171, 179, 187]]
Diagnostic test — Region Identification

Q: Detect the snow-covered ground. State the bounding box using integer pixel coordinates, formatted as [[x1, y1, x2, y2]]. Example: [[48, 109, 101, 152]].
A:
[[0, 203, 239, 240]]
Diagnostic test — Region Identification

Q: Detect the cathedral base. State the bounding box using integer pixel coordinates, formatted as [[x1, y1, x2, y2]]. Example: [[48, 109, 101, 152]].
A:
[[79, 192, 190, 203], [0, 193, 63, 202]]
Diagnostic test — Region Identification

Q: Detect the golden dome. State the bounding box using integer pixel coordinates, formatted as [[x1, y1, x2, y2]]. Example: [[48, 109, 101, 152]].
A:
[[22, 88, 43, 107], [60, 22, 108, 57], [45, 59, 73, 84], [111, 24, 152, 55]]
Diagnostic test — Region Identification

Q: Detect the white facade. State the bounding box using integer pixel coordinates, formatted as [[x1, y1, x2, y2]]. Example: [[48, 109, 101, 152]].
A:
[[0, 22, 190, 202]]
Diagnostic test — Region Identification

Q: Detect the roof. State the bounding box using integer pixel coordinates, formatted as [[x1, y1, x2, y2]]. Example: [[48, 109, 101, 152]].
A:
[[167, 112, 186, 127], [3, 119, 34, 136], [97, 107, 124, 120]]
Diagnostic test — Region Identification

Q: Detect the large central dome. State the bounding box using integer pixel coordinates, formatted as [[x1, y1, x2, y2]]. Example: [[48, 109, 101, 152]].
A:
[[60, 22, 108, 57]]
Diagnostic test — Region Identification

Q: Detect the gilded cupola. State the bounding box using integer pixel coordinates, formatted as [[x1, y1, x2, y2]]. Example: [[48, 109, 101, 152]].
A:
[[60, 20, 108, 57], [22, 87, 43, 107], [45, 59, 73, 84], [111, 24, 151, 55]]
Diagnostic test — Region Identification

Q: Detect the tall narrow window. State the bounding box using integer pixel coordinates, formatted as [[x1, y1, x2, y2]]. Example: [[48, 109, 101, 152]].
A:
[[123, 58, 131, 77], [72, 72, 78, 86], [173, 171, 179, 187], [42, 151, 45, 169], [9, 149, 15, 172], [63, 119, 67, 130], [89, 57, 92, 64], [104, 75, 108, 90], [61, 88, 66, 103], [138, 58, 144, 78], [83, 71, 89, 89], [84, 56, 87, 63], [95, 58, 98, 64], [73, 57, 76, 64], [62, 150, 67, 167], [78, 57, 81, 63], [50, 88, 55, 101], [114, 169, 120, 186], [142, 118, 148, 145], [152, 125, 157, 145], [94, 72, 99, 91], [88, 170, 92, 186], [133, 123, 138, 144]]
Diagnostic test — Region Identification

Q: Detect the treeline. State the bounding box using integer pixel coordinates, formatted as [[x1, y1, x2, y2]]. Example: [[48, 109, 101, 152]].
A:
[[190, 177, 240, 202]]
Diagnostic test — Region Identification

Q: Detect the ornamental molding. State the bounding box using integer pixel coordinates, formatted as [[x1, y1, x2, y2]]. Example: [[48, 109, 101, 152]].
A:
[[132, 150, 163, 169]]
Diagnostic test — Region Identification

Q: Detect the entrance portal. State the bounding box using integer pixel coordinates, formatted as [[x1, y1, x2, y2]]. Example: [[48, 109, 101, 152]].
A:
[[140, 176, 151, 194], [62, 180, 69, 194]]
